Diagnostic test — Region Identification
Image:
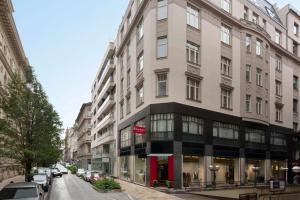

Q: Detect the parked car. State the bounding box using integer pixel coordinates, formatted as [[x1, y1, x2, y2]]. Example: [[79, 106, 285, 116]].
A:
[[0, 182, 44, 200], [76, 168, 85, 177], [90, 172, 101, 184], [51, 168, 62, 177], [38, 168, 52, 185], [57, 165, 68, 174], [83, 171, 98, 182], [32, 174, 49, 192]]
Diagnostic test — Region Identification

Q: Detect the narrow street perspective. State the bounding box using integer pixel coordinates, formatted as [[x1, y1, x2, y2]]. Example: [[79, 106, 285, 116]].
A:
[[2, 0, 300, 200]]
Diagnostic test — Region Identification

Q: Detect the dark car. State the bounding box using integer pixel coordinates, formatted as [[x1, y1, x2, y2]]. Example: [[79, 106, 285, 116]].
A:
[[0, 182, 44, 200], [51, 168, 62, 177]]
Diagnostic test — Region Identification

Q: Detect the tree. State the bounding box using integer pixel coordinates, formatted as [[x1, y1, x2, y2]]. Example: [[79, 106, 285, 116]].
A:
[[0, 66, 62, 181]]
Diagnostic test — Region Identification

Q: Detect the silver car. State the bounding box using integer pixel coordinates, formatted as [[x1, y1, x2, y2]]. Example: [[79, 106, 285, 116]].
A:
[[32, 174, 49, 192], [0, 182, 44, 200]]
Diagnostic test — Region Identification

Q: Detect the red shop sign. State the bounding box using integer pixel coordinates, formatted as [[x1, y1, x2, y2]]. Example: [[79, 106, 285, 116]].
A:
[[133, 125, 146, 134]]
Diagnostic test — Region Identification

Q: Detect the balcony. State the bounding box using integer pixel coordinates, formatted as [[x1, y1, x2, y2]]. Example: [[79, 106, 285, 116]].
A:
[[97, 77, 115, 103], [96, 113, 114, 132], [98, 59, 115, 88], [78, 135, 91, 146], [97, 95, 115, 117]]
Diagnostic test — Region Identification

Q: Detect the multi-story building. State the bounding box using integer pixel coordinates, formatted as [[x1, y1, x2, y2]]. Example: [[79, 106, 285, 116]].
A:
[[0, 0, 28, 182], [91, 42, 117, 176], [75, 103, 92, 170], [67, 127, 78, 164], [93, 0, 300, 189], [64, 128, 72, 163]]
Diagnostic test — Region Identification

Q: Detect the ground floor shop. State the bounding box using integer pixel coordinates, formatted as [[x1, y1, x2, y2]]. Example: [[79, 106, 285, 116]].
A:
[[117, 103, 300, 189]]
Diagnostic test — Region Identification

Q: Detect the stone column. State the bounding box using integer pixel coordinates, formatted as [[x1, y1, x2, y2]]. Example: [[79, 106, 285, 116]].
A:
[[204, 155, 213, 187], [239, 157, 246, 185], [265, 151, 271, 183], [173, 141, 182, 189]]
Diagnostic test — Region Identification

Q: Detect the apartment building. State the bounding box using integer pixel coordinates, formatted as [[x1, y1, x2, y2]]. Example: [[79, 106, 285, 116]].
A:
[[91, 42, 117, 176], [92, 0, 300, 189], [0, 0, 28, 182], [75, 103, 92, 170]]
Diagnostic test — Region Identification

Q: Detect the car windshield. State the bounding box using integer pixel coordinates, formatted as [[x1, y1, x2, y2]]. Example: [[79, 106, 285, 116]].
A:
[[33, 175, 46, 181], [78, 169, 84, 172], [0, 187, 38, 199]]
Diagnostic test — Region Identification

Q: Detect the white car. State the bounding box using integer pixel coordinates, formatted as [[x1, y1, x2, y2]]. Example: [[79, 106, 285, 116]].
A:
[[32, 174, 49, 192], [76, 168, 85, 177]]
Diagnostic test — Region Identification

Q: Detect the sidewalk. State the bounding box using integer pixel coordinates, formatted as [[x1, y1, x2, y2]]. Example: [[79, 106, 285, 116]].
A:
[[117, 180, 184, 200], [0, 175, 25, 190]]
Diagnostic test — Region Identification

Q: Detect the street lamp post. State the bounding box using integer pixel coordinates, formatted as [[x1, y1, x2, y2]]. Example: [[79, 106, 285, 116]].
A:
[[252, 166, 260, 187], [209, 164, 220, 188]]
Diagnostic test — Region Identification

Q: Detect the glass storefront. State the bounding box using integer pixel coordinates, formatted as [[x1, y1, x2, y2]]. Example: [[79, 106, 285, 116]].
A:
[[120, 156, 130, 181], [134, 156, 146, 185], [214, 157, 239, 184], [182, 156, 203, 187], [271, 160, 287, 180], [245, 159, 265, 184]]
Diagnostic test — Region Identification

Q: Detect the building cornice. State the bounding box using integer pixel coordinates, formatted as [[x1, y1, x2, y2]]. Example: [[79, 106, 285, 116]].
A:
[[0, 0, 28, 71]]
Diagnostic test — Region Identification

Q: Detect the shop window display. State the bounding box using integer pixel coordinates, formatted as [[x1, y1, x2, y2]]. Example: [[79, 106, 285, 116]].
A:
[[120, 156, 130, 181], [213, 157, 239, 184], [245, 159, 265, 184], [271, 160, 287, 180], [182, 156, 202, 187], [135, 156, 146, 185]]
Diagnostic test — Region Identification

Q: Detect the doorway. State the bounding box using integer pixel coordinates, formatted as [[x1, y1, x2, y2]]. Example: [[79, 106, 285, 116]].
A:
[[157, 157, 168, 185]]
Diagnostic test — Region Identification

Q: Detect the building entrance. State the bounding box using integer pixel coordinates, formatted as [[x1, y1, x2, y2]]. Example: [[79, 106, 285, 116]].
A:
[[157, 157, 168, 185]]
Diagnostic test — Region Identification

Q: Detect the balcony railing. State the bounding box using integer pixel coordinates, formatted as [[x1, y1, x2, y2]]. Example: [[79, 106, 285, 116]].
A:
[[96, 112, 114, 131], [97, 95, 114, 117], [97, 59, 114, 87], [97, 77, 115, 103]]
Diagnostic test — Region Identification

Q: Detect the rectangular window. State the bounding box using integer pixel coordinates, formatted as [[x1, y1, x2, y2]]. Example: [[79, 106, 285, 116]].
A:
[[293, 123, 298, 132], [137, 52, 144, 75], [186, 77, 200, 101], [294, 75, 298, 90], [244, 6, 249, 20], [265, 73, 268, 89], [276, 106, 282, 122], [265, 101, 268, 116], [157, 0, 168, 20], [182, 116, 204, 135], [127, 11, 132, 26], [252, 12, 258, 24], [135, 119, 146, 144], [120, 126, 131, 148], [120, 102, 124, 119], [246, 34, 251, 53], [157, 36, 167, 58], [263, 19, 267, 30], [256, 68, 262, 86], [127, 70, 130, 89], [270, 133, 286, 146], [137, 20, 144, 40], [221, 89, 232, 109], [186, 42, 200, 64], [246, 95, 251, 112], [294, 23, 299, 36], [213, 122, 239, 140], [221, 0, 231, 13], [245, 128, 265, 143], [126, 97, 131, 114], [275, 55, 282, 72], [157, 73, 167, 97], [256, 97, 262, 115], [136, 85, 144, 106], [293, 41, 298, 55], [294, 99, 298, 113], [151, 114, 174, 133], [187, 4, 199, 29], [246, 64, 251, 82], [256, 39, 262, 56], [221, 24, 231, 45], [221, 57, 231, 77], [275, 80, 282, 96], [275, 29, 281, 44]]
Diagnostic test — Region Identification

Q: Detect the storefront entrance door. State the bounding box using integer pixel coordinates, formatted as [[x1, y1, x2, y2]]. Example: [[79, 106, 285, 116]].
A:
[[157, 157, 168, 184]]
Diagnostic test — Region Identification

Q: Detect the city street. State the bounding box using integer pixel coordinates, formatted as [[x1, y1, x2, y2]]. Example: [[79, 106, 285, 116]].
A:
[[49, 174, 136, 200]]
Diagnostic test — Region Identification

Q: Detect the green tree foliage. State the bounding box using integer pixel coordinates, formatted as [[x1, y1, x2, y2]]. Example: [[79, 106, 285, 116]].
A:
[[0, 66, 62, 181]]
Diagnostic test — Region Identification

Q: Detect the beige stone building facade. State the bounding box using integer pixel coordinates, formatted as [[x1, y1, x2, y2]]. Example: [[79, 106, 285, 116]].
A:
[[91, 0, 300, 189], [75, 103, 92, 170], [0, 0, 28, 182]]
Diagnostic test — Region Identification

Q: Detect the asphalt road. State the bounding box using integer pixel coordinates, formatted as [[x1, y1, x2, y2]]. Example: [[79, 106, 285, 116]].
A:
[[49, 174, 136, 200], [172, 193, 218, 200]]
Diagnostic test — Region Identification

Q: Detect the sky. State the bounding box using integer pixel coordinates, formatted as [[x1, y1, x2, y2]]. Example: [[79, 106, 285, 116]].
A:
[[10, 0, 300, 131]]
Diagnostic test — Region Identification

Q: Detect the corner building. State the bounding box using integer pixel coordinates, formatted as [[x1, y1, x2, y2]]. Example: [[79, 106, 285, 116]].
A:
[[93, 0, 300, 189]]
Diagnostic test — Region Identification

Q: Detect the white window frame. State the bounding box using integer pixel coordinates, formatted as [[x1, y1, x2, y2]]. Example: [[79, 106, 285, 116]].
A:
[[256, 39, 262, 56], [187, 4, 199, 29], [186, 42, 200, 64], [246, 64, 251, 82], [221, 0, 231, 13], [221, 89, 232, 109], [275, 80, 282, 96], [256, 97, 262, 115], [157, 73, 168, 97], [221, 24, 231, 45], [294, 23, 299, 36], [157, 0, 168, 20], [221, 57, 231, 77], [246, 95, 251, 112], [252, 13, 258, 24], [157, 36, 168, 58], [246, 35, 251, 52], [187, 77, 201, 101], [137, 52, 144, 75], [275, 56, 282, 72], [136, 85, 144, 106], [275, 30, 281, 45], [276, 107, 282, 122], [137, 20, 144, 40], [256, 68, 262, 86]]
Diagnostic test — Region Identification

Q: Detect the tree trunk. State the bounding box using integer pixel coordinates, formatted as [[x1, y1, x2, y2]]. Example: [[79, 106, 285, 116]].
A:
[[25, 161, 32, 182]]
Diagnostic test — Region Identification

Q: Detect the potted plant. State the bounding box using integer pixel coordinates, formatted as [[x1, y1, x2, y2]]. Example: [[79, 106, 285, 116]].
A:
[[152, 180, 158, 187]]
